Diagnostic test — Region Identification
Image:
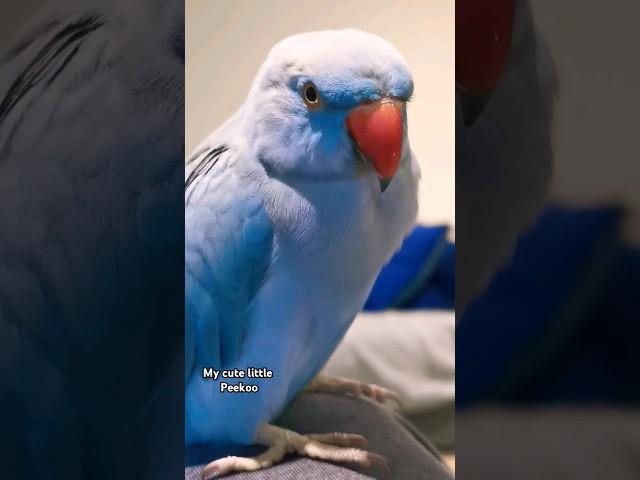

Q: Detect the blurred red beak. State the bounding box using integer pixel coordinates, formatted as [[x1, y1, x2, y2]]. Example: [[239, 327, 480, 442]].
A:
[[456, 0, 514, 126], [346, 99, 404, 192]]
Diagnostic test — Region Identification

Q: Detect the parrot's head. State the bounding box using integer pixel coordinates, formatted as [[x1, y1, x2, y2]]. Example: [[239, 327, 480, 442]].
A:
[[245, 29, 414, 192]]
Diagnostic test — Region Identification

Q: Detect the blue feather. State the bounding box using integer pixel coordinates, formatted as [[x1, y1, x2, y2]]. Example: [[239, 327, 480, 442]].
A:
[[185, 29, 419, 457]]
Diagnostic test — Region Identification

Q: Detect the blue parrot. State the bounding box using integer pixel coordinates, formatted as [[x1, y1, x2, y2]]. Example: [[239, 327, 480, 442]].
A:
[[185, 29, 419, 478]]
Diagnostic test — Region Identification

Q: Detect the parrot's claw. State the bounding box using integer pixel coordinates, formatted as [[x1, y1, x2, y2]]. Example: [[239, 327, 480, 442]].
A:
[[305, 374, 404, 412], [201, 424, 387, 479]]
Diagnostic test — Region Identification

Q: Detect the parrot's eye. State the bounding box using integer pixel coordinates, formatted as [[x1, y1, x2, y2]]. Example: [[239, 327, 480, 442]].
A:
[[302, 82, 321, 109]]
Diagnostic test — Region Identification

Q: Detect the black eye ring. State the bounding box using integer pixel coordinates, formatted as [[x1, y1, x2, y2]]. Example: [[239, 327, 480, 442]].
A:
[[302, 82, 321, 109]]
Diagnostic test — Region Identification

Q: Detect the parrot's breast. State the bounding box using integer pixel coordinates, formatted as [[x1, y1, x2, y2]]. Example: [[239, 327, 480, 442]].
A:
[[244, 156, 419, 412]]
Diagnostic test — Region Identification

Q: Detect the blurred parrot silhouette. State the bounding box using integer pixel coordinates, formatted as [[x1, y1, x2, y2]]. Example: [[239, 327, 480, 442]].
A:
[[456, 0, 557, 308], [0, 1, 184, 479]]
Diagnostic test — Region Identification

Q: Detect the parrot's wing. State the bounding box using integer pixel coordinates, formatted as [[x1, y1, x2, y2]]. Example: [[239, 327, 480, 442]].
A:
[[185, 145, 273, 380]]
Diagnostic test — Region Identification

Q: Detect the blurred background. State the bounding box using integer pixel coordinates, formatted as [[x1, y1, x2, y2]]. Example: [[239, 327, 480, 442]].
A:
[[1, 1, 185, 478], [457, 1, 640, 478]]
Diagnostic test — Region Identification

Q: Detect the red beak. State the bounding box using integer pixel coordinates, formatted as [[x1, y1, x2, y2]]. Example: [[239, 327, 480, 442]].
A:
[[456, 0, 514, 126], [456, 0, 514, 97], [346, 99, 404, 191]]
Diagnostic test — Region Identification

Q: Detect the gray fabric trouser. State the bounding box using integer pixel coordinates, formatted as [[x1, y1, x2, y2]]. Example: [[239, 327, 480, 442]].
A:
[[185, 392, 453, 480]]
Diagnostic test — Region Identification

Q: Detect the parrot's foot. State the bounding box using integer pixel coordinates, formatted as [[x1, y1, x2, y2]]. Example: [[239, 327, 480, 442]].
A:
[[201, 423, 386, 479], [305, 374, 403, 412]]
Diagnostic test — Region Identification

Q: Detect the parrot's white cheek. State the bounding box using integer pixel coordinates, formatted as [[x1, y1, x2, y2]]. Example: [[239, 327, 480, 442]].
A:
[[248, 92, 362, 181]]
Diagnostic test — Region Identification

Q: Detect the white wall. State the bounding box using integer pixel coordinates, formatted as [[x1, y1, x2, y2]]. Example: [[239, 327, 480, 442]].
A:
[[531, 0, 640, 244]]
